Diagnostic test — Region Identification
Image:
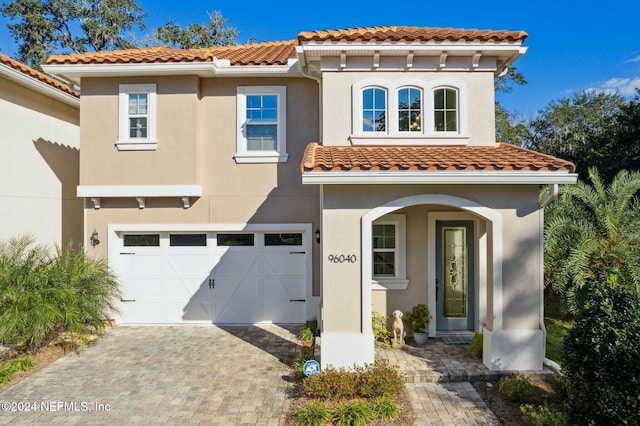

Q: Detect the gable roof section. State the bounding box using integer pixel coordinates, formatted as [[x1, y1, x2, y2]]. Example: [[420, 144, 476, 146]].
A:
[[298, 26, 528, 43], [301, 143, 577, 185], [0, 53, 79, 99], [46, 41, 297, 66]]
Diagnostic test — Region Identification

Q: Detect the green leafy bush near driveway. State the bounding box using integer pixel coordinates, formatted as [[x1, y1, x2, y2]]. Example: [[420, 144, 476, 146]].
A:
[[0, 235, 121, 348], [0, 357, 34, 384], [563, 276, 640, 425]]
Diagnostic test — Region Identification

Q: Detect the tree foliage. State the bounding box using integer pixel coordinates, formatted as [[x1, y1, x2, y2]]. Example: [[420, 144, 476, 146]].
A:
[[563, 276, 640, 425], [1, 0, 146, 69], [525, 90, 640, 182], [152, 10, 237, 49], [494, 66, 530, 145], [544, 168, 640, 312]]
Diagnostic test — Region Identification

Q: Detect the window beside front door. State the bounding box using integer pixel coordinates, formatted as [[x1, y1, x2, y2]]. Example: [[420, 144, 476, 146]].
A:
[[371, 214, 408, 289]]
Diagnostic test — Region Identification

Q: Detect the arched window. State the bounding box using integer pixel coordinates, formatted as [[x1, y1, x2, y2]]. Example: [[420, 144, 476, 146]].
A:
[[434, 88, 458, 132], [362, 87, 387, 132], [398, 87, 422, 132]]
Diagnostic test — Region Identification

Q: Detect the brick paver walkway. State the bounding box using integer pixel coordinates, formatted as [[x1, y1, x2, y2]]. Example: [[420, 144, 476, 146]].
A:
[[0, 326, 499, 424]]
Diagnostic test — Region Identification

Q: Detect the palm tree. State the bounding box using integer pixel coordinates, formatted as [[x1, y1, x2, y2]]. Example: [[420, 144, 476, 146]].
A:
[[544, 168, 640, 312]]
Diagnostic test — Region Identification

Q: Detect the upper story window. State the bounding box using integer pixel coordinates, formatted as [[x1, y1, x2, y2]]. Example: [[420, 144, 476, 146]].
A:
[[117, 84, 157, 151], [398, 87, 422, 132], [362, 87, 386, 132], [352, 78, 467, 145], [236, 86, 288, 163], [434, 87, 458, 132]]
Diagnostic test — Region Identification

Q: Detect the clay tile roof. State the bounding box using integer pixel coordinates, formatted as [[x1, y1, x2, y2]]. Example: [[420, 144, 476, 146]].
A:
[[301, 143, 575, 173], [0, 53, 79, 98], [46, 41, 297, 66], [297, 26, 528, 43]]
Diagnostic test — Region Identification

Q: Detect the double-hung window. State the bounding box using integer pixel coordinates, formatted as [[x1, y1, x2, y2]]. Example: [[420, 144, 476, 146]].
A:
[[362, 87, 387, 132], [118, 84, 157, 151], [434, 87, 458, 132], [398, 87, 422, 132], [371, 214, 408, 290], [236, 86, 287, 163]]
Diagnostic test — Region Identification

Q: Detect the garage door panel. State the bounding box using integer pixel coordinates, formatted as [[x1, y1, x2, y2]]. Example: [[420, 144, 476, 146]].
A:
[[212, 252, 259, 276], [122, 277, 163, 301], [215, 300, 262, 323], [215, 277, 260, 299], [264, 301, 306, 323], [263, 277, 305, 299], [262, 253, 306, 275], [166, 253, 211, 276]]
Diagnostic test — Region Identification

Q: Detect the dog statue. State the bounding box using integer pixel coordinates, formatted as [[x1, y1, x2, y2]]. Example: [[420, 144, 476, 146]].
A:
[[391, 310, 405, 348]]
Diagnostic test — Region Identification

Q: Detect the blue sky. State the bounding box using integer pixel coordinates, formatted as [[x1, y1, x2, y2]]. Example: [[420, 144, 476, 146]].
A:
[[1, 0, 639, 116]]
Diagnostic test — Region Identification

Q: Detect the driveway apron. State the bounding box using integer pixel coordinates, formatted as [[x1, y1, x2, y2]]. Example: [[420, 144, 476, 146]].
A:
[[0, 325, 299, 425]]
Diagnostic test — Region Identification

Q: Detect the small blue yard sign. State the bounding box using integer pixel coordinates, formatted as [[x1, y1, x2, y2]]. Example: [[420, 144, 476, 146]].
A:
[[303, 360, 320, 377]]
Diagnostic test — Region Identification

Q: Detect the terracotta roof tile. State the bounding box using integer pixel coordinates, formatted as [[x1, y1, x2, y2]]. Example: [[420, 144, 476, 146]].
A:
[[298, 26, 528, 43], [301, 143, 575, 173], [46, 41, 297, 66], [0, 53, 79, 98]]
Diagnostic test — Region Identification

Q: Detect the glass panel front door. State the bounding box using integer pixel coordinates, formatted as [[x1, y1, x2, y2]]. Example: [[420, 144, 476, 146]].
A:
[[436, 221, 474, 330]]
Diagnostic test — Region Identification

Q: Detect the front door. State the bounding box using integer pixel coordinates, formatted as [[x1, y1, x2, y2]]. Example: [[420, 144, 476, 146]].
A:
[[436, 221, 474, 330]]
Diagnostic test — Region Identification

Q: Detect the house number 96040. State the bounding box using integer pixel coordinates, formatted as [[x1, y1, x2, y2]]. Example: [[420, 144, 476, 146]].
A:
[[328, 254, 357, 264]]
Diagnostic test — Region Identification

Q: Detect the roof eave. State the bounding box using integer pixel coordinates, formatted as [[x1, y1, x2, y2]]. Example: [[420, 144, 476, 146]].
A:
[[1, 63, 79, 107], [43, 60, 303, 86], [301, 171, 578, 185]]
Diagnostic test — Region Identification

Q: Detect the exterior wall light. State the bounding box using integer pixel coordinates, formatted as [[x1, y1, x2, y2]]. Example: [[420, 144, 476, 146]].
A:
[[90, 229, 100, 247]]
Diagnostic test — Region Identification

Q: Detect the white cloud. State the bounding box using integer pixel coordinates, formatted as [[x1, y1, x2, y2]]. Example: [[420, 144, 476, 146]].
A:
[[627, 54, 640, 63], [599, 77, 640, 96]]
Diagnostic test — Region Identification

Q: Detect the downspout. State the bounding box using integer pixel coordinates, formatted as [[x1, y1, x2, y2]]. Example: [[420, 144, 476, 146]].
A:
[[539, 183, 559, 369]]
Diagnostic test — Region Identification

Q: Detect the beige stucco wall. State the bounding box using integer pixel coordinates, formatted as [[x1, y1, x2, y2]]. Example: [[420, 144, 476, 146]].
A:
[[320, 184, 542, 333], [0, 79, 81, 247], [80, 76, 321, 294], [321, 71, 496, 146]]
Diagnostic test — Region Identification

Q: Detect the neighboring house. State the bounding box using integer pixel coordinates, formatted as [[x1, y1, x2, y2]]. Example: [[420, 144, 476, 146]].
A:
[[43, 26, 576, 372], [0, 53, 81, 248]]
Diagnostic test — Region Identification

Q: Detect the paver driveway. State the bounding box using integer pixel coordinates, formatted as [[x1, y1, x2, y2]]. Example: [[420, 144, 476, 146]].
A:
[[0, 325, 302, 425]]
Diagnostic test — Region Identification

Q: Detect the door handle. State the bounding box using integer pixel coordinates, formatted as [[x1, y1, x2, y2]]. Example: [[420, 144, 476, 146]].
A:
[[121, 299, 136, 302], [209, 278, 215, 289], [289, 299, 306, 302], [435, 278, 439, 302]]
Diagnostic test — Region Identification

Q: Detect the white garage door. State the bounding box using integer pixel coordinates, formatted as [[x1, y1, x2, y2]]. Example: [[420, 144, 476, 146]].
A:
[[114, 231, 308, 324]]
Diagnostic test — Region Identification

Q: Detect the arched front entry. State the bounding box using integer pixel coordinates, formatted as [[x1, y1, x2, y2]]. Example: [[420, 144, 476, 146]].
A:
[[361, 194, 503, 343]]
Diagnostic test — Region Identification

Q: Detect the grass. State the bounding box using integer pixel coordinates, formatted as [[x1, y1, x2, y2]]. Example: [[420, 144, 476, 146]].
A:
[[544, 316, 572, 364]]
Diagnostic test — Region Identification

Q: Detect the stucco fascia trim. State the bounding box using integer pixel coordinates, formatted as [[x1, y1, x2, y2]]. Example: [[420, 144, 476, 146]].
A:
[[43, 62, 303, 86], [302, 171, 578, 185], [1, 63, 79, 107], [77, 185, 202, 198]]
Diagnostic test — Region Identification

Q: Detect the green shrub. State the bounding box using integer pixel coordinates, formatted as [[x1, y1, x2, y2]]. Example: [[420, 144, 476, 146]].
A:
[[303, 360, 404, 400], [332, 400, 372, 426], [353, 360, 404, 398], [371, 397, 399, 420], [520, 403, 567, 426], [299, 319, 320, 342], [0, 357, 34, 384], [371, 312, 393, 347], [295, 400, 331, 426], [563, 276, 640, 425], [303, 367, 358, 399], [467, 332, 483, 359], [497, 375, 537, 404], [0, 235, 121, 348]]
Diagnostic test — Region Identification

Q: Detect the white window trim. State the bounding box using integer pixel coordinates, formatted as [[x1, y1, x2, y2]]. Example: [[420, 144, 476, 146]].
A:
[[351, 78, 468, 145], [235, 86, 288, 163], [371, 214, 408, 290], [117, 83, 157, 151]]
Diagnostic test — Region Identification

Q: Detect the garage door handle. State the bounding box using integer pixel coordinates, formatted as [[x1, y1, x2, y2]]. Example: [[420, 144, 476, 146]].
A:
[[289, 299, 306, 302], [120, 252, 135, 255], [290, 251, 305, 254], [121, 299, 136, 302], [209, 278, 215, 289]]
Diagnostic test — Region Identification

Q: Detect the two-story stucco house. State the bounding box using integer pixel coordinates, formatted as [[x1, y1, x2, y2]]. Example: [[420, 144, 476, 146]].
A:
[[1, 53, 81, 247], [43, 26, 576, 372]]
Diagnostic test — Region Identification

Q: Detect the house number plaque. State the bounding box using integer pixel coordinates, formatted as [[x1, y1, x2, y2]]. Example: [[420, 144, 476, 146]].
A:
[[327, 254, 357, 263]]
